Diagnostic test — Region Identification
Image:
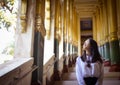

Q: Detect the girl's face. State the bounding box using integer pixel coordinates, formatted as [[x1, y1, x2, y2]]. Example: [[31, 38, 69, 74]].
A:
[[83, 39, 91, 51]]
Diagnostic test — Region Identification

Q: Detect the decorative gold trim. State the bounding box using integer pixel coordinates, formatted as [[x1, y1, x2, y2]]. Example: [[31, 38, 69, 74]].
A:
[[99, 40, 102, 46], [67, 36, 72, 44], [72, 41, 78, 47], [55, 28, 61, 42], [98, 40, 105, 46], [45, 0, 50, 39], [46, 30, 50, 39], [64, 36, 67, 43], [105, 35, 109, 43], [21, 0, 27, 33], [98, 39, 106, 46], [20, 15, 27, 33], [35, 15, 46, 37], [117, 28, 120, 39], [101, 39, 105, 46], [109, 32, 118, 42]]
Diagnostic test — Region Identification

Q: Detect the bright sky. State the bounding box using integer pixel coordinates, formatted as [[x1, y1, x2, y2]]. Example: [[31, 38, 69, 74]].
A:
[[0, 0, 18, 54], [0, 28, 15, 53], [0, 0, 18, 64]]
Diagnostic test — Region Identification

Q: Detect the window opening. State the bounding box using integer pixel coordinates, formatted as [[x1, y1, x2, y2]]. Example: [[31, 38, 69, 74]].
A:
[[0, 0, 18, 64]]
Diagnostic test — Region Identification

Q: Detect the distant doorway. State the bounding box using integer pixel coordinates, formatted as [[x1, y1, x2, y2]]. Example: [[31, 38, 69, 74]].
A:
[[80, 18, 93, 51]]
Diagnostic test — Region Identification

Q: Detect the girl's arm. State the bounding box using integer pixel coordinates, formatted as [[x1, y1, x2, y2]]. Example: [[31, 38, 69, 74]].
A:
[[76, 57, 85, 85], [96, 63, 104, 85]]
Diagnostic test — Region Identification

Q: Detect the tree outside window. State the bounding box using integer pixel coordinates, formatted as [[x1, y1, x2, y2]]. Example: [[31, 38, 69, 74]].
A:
[[0, 0, 18, 64]]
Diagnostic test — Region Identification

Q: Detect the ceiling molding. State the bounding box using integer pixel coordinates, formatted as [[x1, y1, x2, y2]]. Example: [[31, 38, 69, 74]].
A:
[[74, 0, 98, 17], [77, 12, 94, 17], [74, 1, 98, 5]]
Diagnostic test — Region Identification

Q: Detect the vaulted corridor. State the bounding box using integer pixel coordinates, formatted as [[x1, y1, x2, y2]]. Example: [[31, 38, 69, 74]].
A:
[[0, 0, 120, 85]]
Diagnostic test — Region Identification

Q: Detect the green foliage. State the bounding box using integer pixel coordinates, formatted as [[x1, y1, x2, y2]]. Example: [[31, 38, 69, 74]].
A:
[[0, 0, 14, 11], [0, 0, 16, 29], [0, 10, 11, 29], [2, 41, 15, 56]]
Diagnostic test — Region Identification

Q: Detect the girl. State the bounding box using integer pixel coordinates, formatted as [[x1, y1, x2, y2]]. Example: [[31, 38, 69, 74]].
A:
[[76, 38, 104, 85]]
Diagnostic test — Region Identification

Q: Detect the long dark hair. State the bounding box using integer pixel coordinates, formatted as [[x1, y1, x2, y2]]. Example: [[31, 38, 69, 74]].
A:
[[81, 38, 103, 67]]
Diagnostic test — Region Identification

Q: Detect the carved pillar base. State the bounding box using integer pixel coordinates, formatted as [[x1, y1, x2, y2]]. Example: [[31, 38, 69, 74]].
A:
[[109, 40, 120, 71], [109, 64, 120, 72], [53, 69, 61, 80], [46, 75, 54, 85], [72, 55, 77, 64], [31, 82, 40, 85], [101, 45, 105, 59], [72, 56, 75, 64], [68, 58, 72, 67], [20, 15, 27, 33], [63, 65, 69, 73], [104, 60, 111, 66], [104, 42, 111, 65]]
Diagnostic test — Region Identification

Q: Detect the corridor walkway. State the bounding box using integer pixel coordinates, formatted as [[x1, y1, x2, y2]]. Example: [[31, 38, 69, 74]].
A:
[[54, 66, 120, 85]]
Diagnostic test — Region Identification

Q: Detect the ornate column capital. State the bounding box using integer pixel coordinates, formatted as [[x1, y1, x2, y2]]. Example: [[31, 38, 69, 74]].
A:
[[21, 0, 27, 33], [55, 28, 61, 42], [117, 28, 120, 39], [20, 15, 27, 33], [109, 31, 118, 42], [35, 15, 46, 37]]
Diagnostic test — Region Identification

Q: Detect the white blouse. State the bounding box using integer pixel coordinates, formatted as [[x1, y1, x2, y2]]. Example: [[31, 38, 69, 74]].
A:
[[76, 56, 104, 85]]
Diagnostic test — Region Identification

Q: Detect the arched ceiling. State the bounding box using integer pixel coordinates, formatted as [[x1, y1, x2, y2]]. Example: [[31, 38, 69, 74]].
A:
[[74, 0, 99, 18]]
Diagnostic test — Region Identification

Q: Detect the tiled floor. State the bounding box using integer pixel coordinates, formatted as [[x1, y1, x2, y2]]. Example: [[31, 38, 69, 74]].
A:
[[54, 67, 120, 85], [54, 81, 78, 85]]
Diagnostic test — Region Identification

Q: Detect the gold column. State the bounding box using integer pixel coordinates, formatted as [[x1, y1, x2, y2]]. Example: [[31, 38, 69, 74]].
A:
[[67, 0, 73, 44], [71, 0, 74, 44], [66, 0, 70, 44], [96, 13, 99, 43], [55, 0, 60, 40], [69, 0, 73, 55], [64, 0, 67, 42], [117, 0, 120, 39], [69, 0, 73, 44], [107, 0, 118, 42], [95, 5, 103, 59], [99, 0, 106, 59], [63, 0, 69, 73], [117, 1, 120, 69], [45, 0, 50, 39], [71, 0, 74, 38], [72, 7, 78, 47], [107, 0, 120, 71], [54, 0, 62, 79], [71, 6, 75, 53], [71, 7, 78, 54], [96, 7, 101, 45], [72, 7, 75, 46], [99, 1, 104, 46], [63, 0, 70, 55], [102, 0, 109, 43], [75, 14, 78, 47], [93, 14, 97, 41], [102, 0, 111, 66], [56, 0, 62, 41], [21, 0, 27, 33], [97, 1, 104, 46], [36, 0, 46, 37]]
